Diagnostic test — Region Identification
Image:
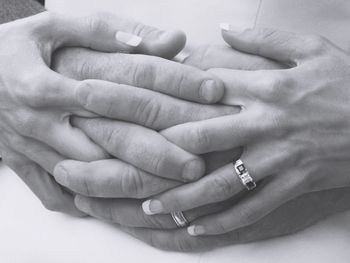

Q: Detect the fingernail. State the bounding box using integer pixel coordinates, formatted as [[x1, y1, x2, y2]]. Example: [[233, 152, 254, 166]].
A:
[[173, 50, 190, 63], [200, 80, 223, 103], [182, 159, 205, 181], [115, 31, 142, 47], [142, 200, 164, 215], [53, 165, 69, 185], [219, 23, 246, 33], [187, 225, 206, 236], [74, 195, 90, 212]]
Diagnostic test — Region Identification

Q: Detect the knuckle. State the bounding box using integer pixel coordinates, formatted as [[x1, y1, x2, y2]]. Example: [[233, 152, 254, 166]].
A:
[[134, 97, 162, 128], [183, 45, 212, 69], [17, 70, 48, 108], [236, 208, 257, 225], [119, 166, 143, 197], [130, 60, 156, 89], [304, 35, 330, 55], [78, 60, 95, 80], [103, 127, 123, 151], [38, 11, 57, 27], [84, 13, 109, 35], [15, 111, 50, 138], [190, 125, 212, 153], [131, 23, 158, 38], [211, 175, 234, 200], [256, 72, 292, 102]]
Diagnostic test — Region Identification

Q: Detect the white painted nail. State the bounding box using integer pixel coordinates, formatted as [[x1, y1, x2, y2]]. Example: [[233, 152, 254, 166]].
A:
[[142, 200, 153, 215], [187, 225, 206, 236], [173, 50, 190, 63], [142, 200, 163, 215], [115, 31, 142, 47]]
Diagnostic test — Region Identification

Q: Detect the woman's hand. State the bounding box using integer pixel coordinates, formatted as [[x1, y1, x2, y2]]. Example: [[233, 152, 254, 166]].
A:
[[143, 27, 350, 235], [72, 187, 350, 251]]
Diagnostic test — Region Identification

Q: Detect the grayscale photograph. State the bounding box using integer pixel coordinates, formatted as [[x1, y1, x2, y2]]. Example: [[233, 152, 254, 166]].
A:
[[1, 0, 350, 262]]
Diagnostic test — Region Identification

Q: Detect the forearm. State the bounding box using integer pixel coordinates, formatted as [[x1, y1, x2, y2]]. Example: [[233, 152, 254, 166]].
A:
[[0, 0, 45, 24]]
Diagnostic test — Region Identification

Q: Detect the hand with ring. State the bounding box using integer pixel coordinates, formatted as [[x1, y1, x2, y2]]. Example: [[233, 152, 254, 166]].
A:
[[140, 26, 350, 236], [50, 37, 350, 251]]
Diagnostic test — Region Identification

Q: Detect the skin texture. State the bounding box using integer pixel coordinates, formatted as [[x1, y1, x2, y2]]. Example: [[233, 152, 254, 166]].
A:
[[0, 11, 228, 215], [143, 27, 350, 237], [49, 42, 350, 251], [3, 13, 350, 250]]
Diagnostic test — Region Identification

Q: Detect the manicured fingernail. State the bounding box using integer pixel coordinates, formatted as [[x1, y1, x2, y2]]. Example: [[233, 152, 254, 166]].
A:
[[173, 50, 190, 63], [187, 225, 206, 236], [115, 31, 142, 47], [53, 165, 68, 185], [182, 159, 205, 181], [74, 195, 90, 212], [220, 23, 246, 33], [142, 200, 164, 215]]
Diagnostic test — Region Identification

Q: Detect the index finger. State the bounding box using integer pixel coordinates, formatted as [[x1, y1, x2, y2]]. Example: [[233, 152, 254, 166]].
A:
[[54, 51, 225, 104]]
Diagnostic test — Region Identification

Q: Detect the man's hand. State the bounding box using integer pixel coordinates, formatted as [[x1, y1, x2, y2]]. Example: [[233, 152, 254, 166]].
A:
[[1, 12, 224, 215], [51, 44, 280, 199]]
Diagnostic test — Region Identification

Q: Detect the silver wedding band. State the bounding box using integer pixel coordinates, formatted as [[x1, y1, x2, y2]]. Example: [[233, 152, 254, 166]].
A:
[[233, 159, 257, 191], [171, 211, 189, 228]]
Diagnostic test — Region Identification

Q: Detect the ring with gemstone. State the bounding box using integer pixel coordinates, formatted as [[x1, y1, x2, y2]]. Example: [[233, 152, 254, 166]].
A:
[[171, 211, 189, 228], [233, 159, 257, 190]]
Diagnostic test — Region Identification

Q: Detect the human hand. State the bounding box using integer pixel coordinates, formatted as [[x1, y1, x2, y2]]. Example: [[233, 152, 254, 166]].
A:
[[1, 11, 224, 214], [0, 10, 205, 172], [72, 187, 350, 251], [51, 42, 285, 198], [144, 27, 350, 236]]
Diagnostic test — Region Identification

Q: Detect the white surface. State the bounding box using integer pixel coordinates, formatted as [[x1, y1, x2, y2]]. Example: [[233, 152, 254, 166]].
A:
[[1, 164, 350, 263]]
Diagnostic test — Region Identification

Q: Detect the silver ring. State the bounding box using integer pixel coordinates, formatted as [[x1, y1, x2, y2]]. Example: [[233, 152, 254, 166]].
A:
[[233, 159, 257, 191], [171, 211, 189, 228]]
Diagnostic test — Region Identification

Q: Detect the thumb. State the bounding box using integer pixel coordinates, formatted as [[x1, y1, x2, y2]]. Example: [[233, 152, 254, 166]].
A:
[[44, 12, 186, 59], [219, 23, 316, 65]]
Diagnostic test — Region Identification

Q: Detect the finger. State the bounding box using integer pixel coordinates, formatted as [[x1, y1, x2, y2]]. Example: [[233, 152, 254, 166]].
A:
[[121, 227, 237, 252], [2, 149, 84, 217], [161, 113, 260, 154], [141, 142, 292, 215], [2, 130, 64, 174], [122, 187, 350, 251], [221, 25, 330, 65], [183, 45, 284, 70], [187, 172, 302, 236], [53, 159, 180, 198], [72, 117, 205, 182], [53, 50, 225, 104], [73, 79, 235, 130], [122, 188, 350, 251], [74, 195, 233, 229], [47, 12, 186, 59], [202, 148, 242, 173], [10, 108, 108, 161]]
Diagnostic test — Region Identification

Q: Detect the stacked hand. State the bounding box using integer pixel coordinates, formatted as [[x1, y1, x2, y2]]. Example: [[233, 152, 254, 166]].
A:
[[2, 12, 350, 252], [0, 11, 225, 215]]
